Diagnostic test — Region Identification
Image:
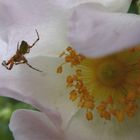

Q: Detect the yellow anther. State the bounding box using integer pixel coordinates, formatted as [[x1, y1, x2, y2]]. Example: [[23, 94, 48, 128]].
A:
[[115, 110, 125, 122], [57, 66, 63, 73], [126, 92, 137, 101], [101, 111, 111, 120], [119, 97, 126, 104], [127, 111, 135, 118], [72, 75, 78, 81], [125, 103, 138, 116], [70, 51, 77, 57], [69, 90, 78, 101], [66, 75, 74, 87], [75, 80, 83, 89], [78, 100, 85, 108], [86, 95, 94, 101], [130, 48, 136, 52], [84, 101, 95, 110], [81, 87, 89, 95], [58, 47, 85, 69], [107, 96, 113, 104], [65, 56, 72, 63], [97, 103, 107, 112], [66, 46, 73, 51], [86, 111, 93, 121], [130, 45, 140, 52], [110, 109, 117, 116], [76, 69, 82, 76], [59, 51, 65, 57]]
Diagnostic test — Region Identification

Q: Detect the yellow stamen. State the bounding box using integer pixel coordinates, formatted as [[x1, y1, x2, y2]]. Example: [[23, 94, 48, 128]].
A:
[[86, 111, 93, 121], [101, 111, 111, 120], [69, 90, 78, 101], [83, 100, 95, 110], [57, 46, 140, 122], [59, 51, 65, 57], [115, 110, 125, 122], [57, 66, 63, 73]]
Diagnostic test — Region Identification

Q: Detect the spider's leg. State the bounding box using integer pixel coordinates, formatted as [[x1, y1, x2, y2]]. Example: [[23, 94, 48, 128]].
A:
[[15, 61, 26, 65], [2, 60, 7, 67], [29, 29, 40, 48], [5, 58, 13, 65], [23, 55, 42, 72], [8, 61, 14, 70], [17, 42, 20, 50], [26, 62, 42, 72], [22, 56, 28, 63], [15, 56, 27, 65], [2, 59, 14, 70]]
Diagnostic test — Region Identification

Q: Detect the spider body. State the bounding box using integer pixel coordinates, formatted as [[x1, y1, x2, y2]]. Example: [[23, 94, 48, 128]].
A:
[[19, 41, 30, 54], [2, 29, 42, 72]]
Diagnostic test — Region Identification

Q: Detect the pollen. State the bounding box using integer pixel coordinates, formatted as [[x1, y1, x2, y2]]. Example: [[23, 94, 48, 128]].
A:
[[57, 46, 140, 122], [86, 111, 93, 121]]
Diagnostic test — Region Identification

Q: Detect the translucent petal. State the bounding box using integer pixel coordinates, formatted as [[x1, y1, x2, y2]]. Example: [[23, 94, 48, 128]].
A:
[[0, 0, 69, 57], [9, 109, 65, 140], [0, 56, 77, 127], [0, 87, 62, 127], [0, 0, 76, 127], [0, 39, 7, 59], [66, 110, 140, 140], [68, 3, 140, 58], [50, 0, 132, 12]]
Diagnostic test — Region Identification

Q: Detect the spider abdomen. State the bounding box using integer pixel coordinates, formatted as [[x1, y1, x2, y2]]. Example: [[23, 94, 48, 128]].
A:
[[19, 41, 29, 54]]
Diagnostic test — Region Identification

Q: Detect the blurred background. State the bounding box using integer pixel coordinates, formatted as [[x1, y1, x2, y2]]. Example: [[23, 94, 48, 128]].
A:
[[0, 0, 139, 140], [0, 97, 35, 140]]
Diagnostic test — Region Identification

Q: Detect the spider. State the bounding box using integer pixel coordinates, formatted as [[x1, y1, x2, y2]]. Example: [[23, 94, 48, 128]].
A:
[[2, 29, 42, 72]]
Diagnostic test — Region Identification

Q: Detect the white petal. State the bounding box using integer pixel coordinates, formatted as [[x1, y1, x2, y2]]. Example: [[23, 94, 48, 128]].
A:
[[50, 0, 132, 12], [0, 0, 69, 57], [0, 56, 77, 127], [66, 110, 140, 140], [0, 39, 7, 59], [0, 0, 66, 26], [0, 1, 74, 125], [0, 87, 62, 127], [9, 109, 65, 140], [68, 3, 140, 58]]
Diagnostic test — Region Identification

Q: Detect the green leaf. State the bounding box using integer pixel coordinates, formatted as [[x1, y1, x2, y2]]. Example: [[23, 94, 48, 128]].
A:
[[128, 0, 139, 14]]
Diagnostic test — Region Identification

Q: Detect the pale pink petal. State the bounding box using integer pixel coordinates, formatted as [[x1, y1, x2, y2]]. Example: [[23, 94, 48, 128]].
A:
[[50, 0, 132, 12], [0, 39, 7, 60], [0, 0, 69, 57], [68, 3, 140, 58], [0, 0, 76, 125], [9, 109, 65, 140], [0, 87, 62, 127], [0, 0, 65, 27], [66, 110, 140, 140], [0, 56, 77, 127]]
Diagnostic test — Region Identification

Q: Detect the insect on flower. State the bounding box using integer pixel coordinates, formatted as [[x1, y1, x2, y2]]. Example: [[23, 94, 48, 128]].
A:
[[2, 29, 42, 72]]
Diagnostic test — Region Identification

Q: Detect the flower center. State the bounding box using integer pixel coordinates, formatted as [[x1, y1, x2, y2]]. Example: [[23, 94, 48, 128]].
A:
[[96, 59, 126, 88], [57, 47, 140, 122]]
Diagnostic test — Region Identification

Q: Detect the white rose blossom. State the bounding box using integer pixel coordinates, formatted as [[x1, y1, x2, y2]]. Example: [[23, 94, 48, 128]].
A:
[[1, 0, 140, 140]]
